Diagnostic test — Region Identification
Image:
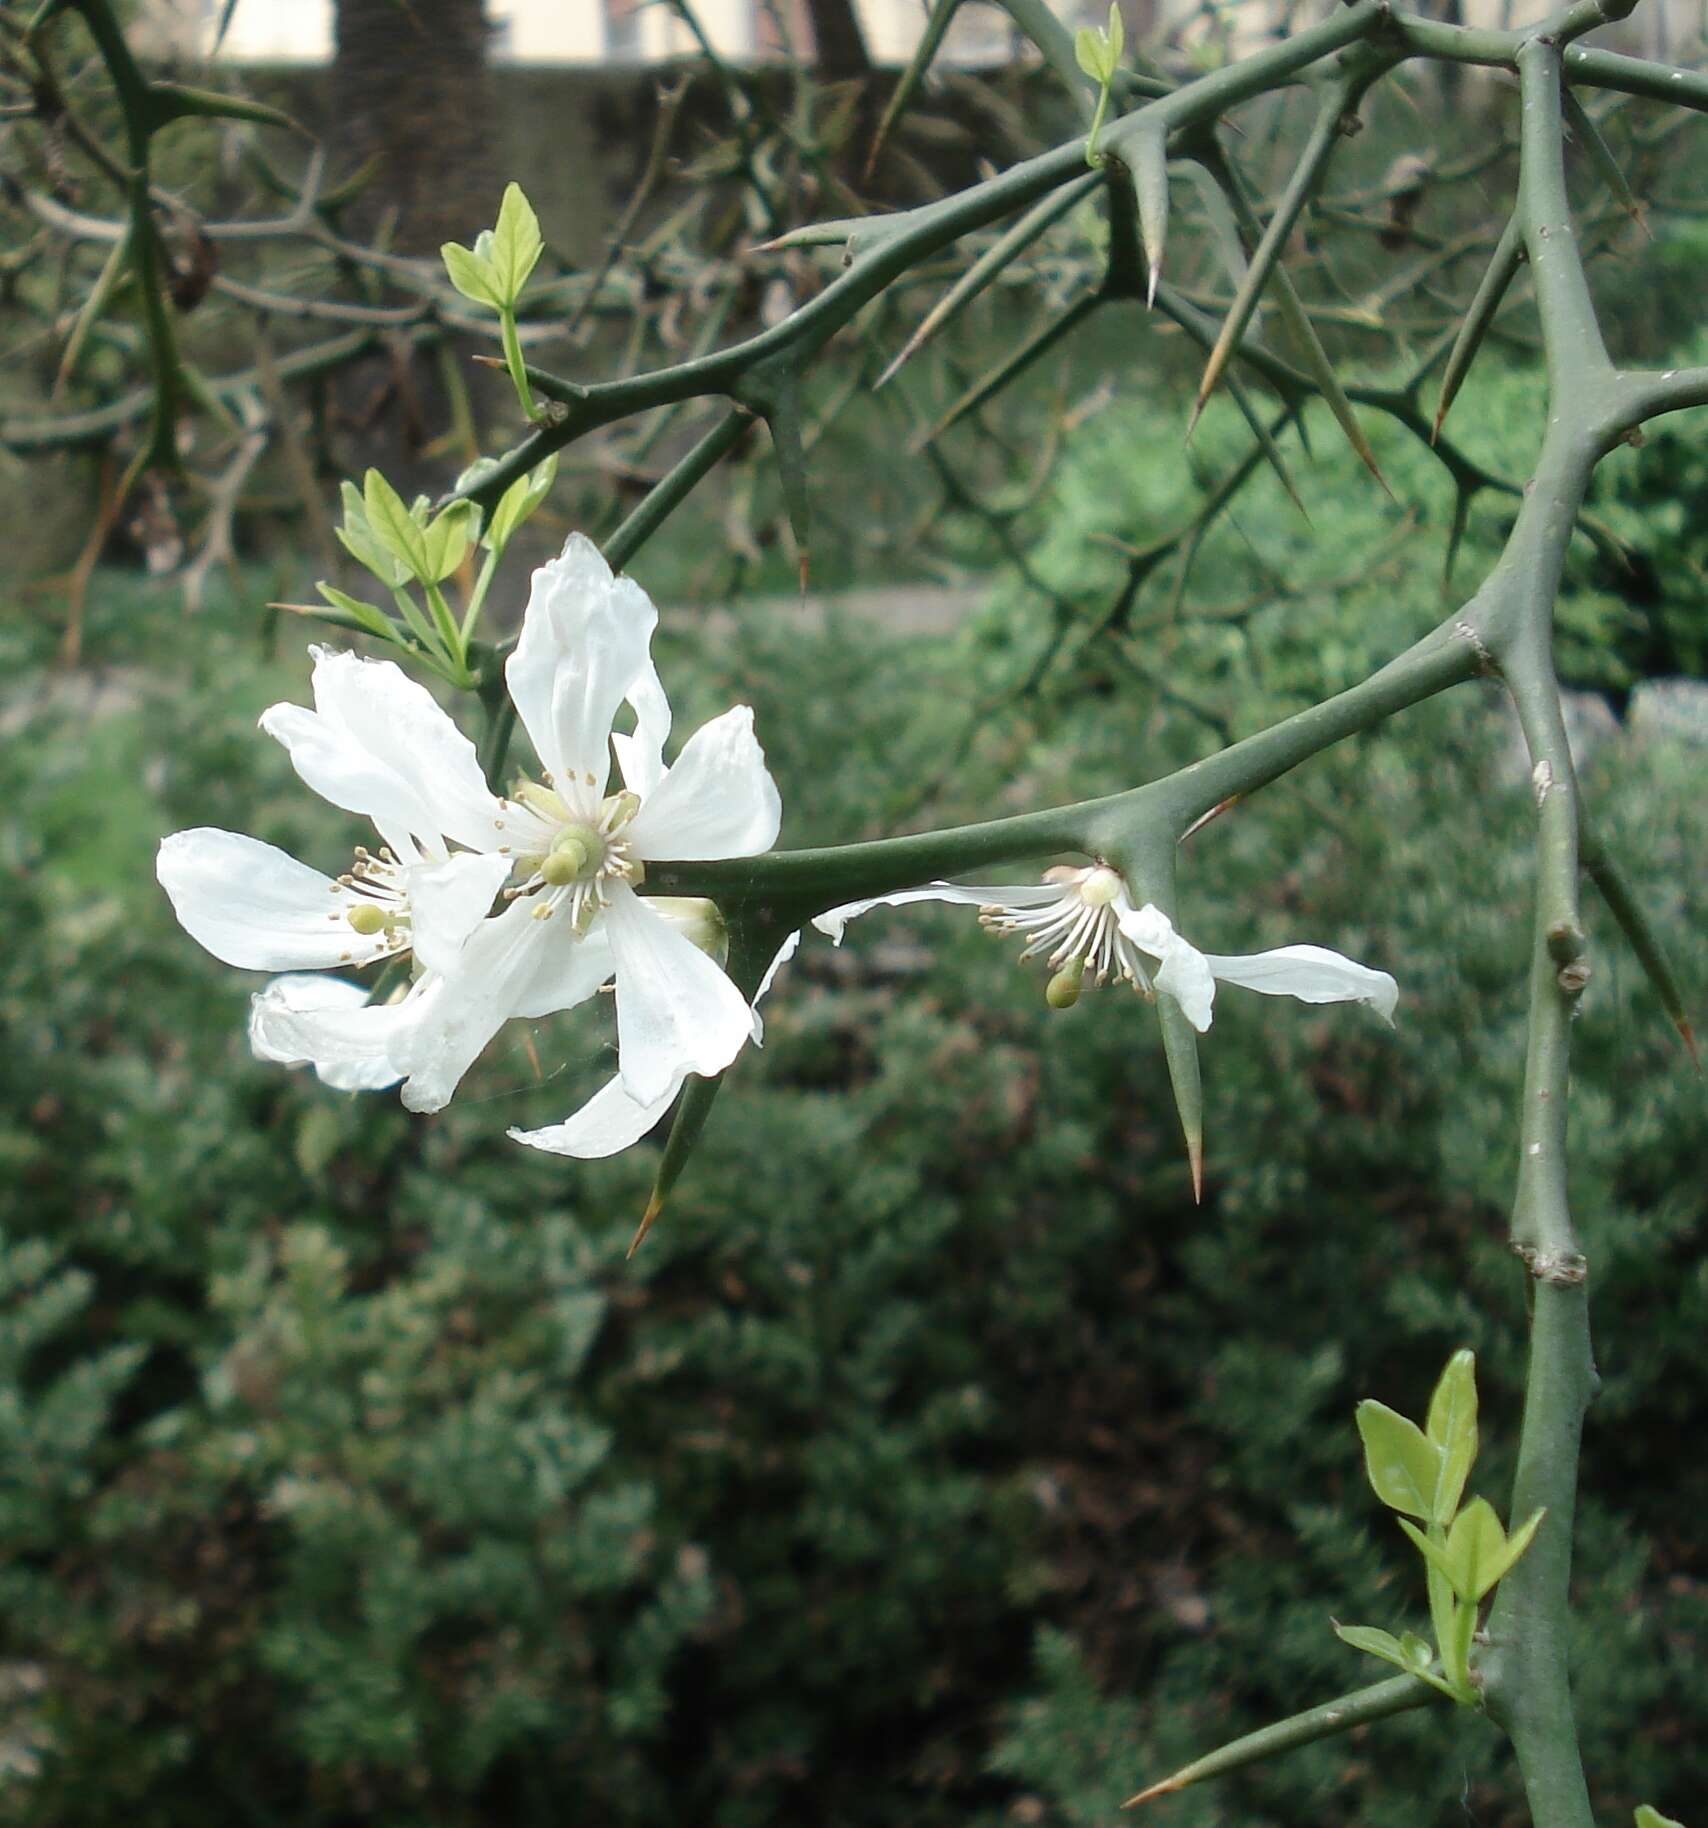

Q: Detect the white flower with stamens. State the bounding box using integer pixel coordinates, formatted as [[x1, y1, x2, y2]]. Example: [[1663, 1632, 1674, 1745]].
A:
[[157, 537, 783, 1140], [385, 534, 783, 1132], [813, 862, 1397, 1032], [155, 646, 517, 1072]]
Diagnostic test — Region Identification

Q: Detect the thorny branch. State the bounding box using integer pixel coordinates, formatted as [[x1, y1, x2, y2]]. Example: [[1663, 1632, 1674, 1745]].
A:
[[9, 0, 1706, 1820]]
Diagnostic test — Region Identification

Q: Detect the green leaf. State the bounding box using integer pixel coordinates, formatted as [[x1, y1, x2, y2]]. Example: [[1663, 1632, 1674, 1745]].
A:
[[1331, 1622, 1411, 1670], [1635, 1806, 1687, 1828], [1105, 1, 1123, 66], [1425, 1349, 1478, 1524], [419, 500, 479, 584], [489, 182, 544, 305], [1441, 1498, 1514, 1601], [1490, 1507, 1546, 1594], [1397, 1632, 1436, 1671], [315, 583, 397, 639], [441, 241, 503, 309], [484, 454, 559, 552], [362, 469, 431, 579], [336, 480, 410, 587], [1075, 26, 1107, 83], [1356, 1400, 1442, 1519], [1395, 1515, 1458, 1588]]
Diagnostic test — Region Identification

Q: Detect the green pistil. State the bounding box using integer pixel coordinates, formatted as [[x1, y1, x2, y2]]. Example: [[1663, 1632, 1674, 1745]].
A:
[[1046, 958, 1086, 1009], [540, 823, 606, 886]]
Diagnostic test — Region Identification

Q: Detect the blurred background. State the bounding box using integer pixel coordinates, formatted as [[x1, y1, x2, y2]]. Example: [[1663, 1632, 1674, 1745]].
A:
[[2, 0, 1706, 1822]]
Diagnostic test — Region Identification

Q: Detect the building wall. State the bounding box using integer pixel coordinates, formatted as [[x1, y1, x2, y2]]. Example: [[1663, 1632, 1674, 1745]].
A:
[[139, 0, 1707, 68]]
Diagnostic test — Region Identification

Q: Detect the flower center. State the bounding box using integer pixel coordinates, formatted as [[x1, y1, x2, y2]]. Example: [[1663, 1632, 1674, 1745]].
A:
[[979, 862, 1155, 1004], [501, 779, 644, 931]]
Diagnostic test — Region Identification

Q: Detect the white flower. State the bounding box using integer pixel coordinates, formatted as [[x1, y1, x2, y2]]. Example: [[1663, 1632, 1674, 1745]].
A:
[[157, 535, 783, 1136], [382, 533, 783, 1126], [155, 645, 517, 1069], [813, 862, 1397, 1032]]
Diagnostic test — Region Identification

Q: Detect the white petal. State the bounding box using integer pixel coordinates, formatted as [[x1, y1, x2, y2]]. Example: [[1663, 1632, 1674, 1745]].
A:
[[407, 852, 513, 977], [747, 929, 801, 1045], [1117, 902, 1216, 1032], [259, 649, 500, 861], [305, 647, 503, 852], [604, 886, 753, 1104], [505, 532, 657, 799], [624, 705, 782, 861], [811, 882, 1060, 946], [508, 1073, 680, 1159], [510, 920, 615, 1020], [1201, 944, 1399, 1024], [611, 656, 671, 799], [391, 899, 610, 1112], [157, 828, 399, 972], [248, 973, 418, 1091]]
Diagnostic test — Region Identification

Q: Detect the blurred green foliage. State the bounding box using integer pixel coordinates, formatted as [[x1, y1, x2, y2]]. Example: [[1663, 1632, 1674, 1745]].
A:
[[1, 343, 1705, 1827]]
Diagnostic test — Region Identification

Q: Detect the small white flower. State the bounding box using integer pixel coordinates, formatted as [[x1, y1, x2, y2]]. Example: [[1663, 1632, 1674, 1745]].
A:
[[155, 646, 517, 1071], [813, 862, 1397, 1033]]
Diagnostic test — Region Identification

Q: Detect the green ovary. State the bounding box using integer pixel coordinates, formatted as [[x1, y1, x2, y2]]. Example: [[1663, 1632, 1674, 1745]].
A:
[[540, 823, 606, 886], [345, 902, 390, 936]]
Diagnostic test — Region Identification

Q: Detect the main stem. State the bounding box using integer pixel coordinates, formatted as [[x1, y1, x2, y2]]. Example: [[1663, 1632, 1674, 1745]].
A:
[[1475, 37, 1622, 1825]]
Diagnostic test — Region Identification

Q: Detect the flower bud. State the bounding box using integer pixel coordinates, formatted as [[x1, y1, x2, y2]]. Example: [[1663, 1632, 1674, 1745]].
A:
[[648, 897, 729, 966]]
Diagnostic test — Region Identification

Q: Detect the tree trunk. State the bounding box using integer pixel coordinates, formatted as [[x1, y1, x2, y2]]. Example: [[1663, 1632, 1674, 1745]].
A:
[[331, 0, 497, 253], [327, 0, 498, 483]]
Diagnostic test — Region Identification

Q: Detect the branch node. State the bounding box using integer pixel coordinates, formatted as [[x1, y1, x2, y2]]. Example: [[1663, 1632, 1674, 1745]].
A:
[[1452, 620, 1497, 675], [1512, 1243, 1588, 1285]]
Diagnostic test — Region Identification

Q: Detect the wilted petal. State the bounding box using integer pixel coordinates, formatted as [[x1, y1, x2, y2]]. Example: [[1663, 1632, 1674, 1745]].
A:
[[248, 973, 419, 1091], [157, 828, 399, 972], [1201, 944, 1399, 1024], [508, 1073, 679, 1159], [393, 899, 610, 1112], [813, 882, 1060, 946], [749, 928, 801, 1044], [604, 886, 753, 1104], [1117, 902, 1217, 1031], [624, 706, 781, 861], [505, 533, 656, 798], [611, 656, 671, 800], [408, 851, 513, 977]]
